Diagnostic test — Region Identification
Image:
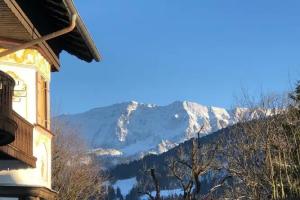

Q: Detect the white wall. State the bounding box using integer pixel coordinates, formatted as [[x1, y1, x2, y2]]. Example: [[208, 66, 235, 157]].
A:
[[0, 64, 37, 124], [0, 60, 52, 189], [0, 119, 52, 189]]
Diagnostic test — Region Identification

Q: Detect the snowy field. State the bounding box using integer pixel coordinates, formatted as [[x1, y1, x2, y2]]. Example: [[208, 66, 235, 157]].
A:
[[139, 189, 183, 199], [113, 177, 137, 197]]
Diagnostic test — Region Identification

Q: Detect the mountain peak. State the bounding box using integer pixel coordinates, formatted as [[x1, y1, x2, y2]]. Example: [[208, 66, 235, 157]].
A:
[[56, 101, 248, 164]]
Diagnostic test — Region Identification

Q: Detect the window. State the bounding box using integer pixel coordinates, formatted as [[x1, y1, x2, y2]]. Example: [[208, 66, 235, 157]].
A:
[[37, 74, 49, 129]]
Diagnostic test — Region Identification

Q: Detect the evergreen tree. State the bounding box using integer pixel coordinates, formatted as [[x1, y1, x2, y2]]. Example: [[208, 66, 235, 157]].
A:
[[105, 186, 117, 200], [116, 187, 124, 200], [125, 187, 140, 200], [290, 81, 300, 108]]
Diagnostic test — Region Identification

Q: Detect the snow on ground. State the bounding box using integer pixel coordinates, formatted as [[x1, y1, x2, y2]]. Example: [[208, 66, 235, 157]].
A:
[[113, 177, 137, 198], [139, 188, 183, 199], [91, 148, 123, 156]]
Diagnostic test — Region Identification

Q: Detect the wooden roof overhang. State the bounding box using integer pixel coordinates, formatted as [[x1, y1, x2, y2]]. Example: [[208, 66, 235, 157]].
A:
[[0, 0, 100, 71]]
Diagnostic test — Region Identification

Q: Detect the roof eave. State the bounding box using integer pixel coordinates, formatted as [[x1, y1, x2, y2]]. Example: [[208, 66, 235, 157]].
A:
[[3, 0, 60, 71], [63, 0, 101, 62]]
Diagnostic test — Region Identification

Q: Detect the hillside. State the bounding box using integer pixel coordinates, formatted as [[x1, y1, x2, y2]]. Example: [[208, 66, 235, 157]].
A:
[[107, 127, 229, 200]]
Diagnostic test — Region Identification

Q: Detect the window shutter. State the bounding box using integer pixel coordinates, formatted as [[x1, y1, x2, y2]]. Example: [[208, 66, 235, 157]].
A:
[[37, 74, 48, 128]]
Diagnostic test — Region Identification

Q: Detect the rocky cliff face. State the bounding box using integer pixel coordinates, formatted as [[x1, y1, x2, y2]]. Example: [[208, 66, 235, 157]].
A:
[[56, 101, 248, 162]]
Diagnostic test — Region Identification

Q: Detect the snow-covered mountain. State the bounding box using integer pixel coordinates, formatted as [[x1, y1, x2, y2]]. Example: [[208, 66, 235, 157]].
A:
[[55, 101, 248, 163]]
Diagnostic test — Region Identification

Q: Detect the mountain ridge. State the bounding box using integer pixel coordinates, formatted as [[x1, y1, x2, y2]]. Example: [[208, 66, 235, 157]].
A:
[[55, 100, 248, 164]]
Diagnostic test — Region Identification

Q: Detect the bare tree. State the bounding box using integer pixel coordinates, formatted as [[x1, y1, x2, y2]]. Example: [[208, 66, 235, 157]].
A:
[[168, 127, 230, 200], [139, 168, 161, 200], [51, 121, 105, 200], [223, 90, 300, 199], [138, 166, 161, 200]]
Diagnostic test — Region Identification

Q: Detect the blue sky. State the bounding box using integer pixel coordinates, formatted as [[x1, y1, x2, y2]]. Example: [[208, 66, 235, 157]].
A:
[[51, 0, 300, 114]]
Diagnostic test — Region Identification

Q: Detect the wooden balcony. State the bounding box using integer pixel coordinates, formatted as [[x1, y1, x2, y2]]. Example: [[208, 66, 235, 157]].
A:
[[0, 111, 36, 167], [0, 71, 36, 167], [0, 71, 17, 145]]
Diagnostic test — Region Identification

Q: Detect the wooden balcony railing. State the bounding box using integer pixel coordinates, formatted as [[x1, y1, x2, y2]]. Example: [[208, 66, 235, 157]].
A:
[[0, 71, 17, 145], [0, 111, 36, 167], [0, 71, 36, 167]]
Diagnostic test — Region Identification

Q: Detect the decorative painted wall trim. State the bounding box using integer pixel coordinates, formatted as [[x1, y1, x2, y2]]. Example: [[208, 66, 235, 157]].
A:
[[0, 48, 51, 81]]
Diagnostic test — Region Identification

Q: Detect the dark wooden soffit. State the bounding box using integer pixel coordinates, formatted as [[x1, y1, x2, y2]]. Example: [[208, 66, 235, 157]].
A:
[[0, 185, 57, 199], [0, 1, 30, 41], [15, 0, 101, 63], [0, 0, 60, 71]]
